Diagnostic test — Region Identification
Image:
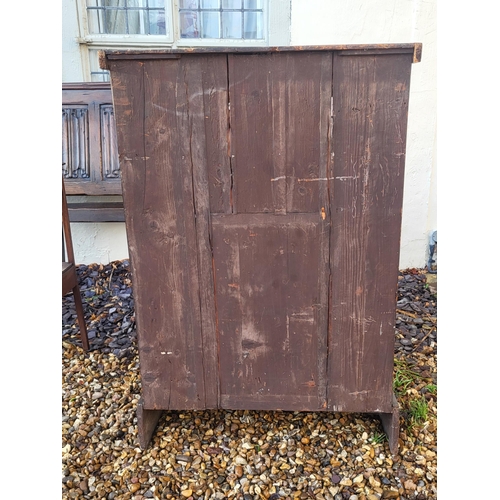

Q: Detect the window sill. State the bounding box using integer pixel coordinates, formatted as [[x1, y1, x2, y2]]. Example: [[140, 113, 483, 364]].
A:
[[78, 35, 174, 48], [78, 35, 267, 49], [175, 38, 267, 47]]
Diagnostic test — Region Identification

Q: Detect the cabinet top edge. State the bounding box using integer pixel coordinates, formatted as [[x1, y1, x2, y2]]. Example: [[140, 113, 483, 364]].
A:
[[99, 43, 422, 69]]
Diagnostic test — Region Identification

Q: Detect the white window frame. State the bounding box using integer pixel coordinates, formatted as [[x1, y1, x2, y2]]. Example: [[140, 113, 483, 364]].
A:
[[77, 0, 271, 48]]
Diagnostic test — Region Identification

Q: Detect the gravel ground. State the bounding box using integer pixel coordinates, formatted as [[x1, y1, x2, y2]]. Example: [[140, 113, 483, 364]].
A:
[[62, 261, 437, 500]]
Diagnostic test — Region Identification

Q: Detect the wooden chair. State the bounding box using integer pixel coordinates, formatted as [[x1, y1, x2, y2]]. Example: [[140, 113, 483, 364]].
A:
[[62, 178, 89, 351]]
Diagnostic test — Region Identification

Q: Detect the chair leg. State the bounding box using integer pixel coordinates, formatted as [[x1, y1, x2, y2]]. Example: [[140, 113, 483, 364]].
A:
[[72, 285, 89, 351]]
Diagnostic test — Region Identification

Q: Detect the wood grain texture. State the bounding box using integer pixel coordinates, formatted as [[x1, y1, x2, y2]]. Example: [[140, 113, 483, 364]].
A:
[[228, 53, 273, 213], [228, 52, 333, 214], [201, 55, 232, 215], [183, 55, 223, 408], [379, 394, 400, 455], [136, 398, 163, 449], [328, 53, 412, 413], [109, 57, 221, 410], [212, 213, 326, 411]]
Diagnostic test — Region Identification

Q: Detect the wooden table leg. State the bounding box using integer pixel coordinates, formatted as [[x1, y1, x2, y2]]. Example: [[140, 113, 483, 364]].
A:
[[379, 394, 400, 455], [137, 398, 163, 449]]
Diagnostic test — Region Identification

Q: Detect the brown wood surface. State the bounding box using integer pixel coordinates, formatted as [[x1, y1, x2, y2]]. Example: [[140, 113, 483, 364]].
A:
[[200, 56, 232, 214], [379, 394, 400, 455], [182, 55, 223, 408], [105, 48, 417, 425], [62, 262, 77, 295], [212, 214, 326, 410], [136, 398, 163, 449], [109, 57, 226, 410], [68, 202, 125, 222], [327, 52, 412, 413], [228, 52, 332, 214], [100, 44, 422, 65]]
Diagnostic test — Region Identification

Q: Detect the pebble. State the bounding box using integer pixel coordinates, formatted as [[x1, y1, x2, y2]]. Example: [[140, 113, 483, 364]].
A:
[[404, 479, 417, 491], [129, 484, 141, 493], [382, 490, 400, 499], [79, 479, 88, 492], [62, 262, 437, 500]]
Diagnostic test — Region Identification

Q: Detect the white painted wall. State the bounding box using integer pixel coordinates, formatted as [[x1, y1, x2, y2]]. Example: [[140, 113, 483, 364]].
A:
[[62, 0, 84, 82], [62, 0, 436, 269], [291, 0, 437, 269]]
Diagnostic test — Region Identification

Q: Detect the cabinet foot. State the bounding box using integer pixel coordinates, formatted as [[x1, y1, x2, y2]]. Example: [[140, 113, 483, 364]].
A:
[[379, 394, 400, 455], [137, 398, 163, 449]]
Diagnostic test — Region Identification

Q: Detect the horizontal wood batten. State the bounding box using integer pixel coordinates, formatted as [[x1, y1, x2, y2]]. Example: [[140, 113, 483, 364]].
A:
[[62, 82, 111, 91], [68, 202, 125, 223]]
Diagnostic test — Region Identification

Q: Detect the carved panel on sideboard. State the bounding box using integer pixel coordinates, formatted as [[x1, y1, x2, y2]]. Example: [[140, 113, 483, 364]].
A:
[[62, 107, 90, 180], [101, 105, 120, 180], [62, 83, 121, 196]]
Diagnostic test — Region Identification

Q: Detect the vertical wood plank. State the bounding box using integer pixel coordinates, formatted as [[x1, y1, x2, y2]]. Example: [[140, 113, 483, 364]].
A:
[[184, 55, 224, 408], [109, 56, 222, 410], [328, 53, 413, 413], [270, 55, 287, 215], [283, 52, 329, 214], [145, 57, 202, 409], [228, 53, 274, 213], [202, 55, 232, 214], [229, 52, 332, 215], [316, 52, 334, 409]]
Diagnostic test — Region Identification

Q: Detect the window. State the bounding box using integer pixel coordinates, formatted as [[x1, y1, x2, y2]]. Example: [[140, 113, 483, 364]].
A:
[[179, 0, 264, 39], [86, 0, 168, 36], [83, 0, 264, 41], [79, 0, 289, 81]]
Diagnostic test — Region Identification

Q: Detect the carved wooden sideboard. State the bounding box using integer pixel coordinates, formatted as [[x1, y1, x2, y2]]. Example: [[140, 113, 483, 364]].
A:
[[101, 44, 422, 454], [62, 83, 124, 222]]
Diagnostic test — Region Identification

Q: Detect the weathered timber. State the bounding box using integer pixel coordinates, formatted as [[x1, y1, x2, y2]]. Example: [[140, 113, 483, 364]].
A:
[[136, 398, 163, 449], [99, 44, 422, 65], [379, 394, 401, 455], [103, 45, 421, 453]]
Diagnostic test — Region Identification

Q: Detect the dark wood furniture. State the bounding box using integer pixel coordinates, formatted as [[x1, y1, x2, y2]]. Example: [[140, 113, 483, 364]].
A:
[[62, 179, 90, 351], [101, 44, 422, 453], [62, 82, 124, 222]]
